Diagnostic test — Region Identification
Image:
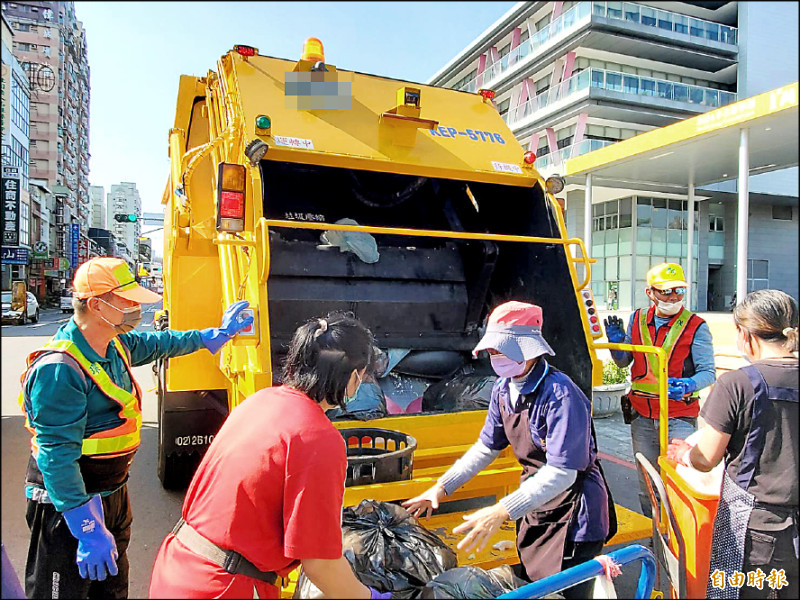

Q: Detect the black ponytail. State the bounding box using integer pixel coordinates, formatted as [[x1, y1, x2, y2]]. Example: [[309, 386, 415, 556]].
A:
[[282, 312, 373, 407]]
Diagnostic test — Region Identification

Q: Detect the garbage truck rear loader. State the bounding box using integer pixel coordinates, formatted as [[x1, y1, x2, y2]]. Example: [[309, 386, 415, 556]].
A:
[[157, 41, 604, 519]]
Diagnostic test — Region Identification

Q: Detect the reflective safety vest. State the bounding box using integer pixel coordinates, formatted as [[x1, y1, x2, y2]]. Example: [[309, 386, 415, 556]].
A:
[[629, 305, 704, 419], [18, 337, 143, 458]]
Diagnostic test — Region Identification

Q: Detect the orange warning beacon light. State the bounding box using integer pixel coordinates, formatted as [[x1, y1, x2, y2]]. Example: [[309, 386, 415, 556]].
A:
[[301, 37, 325, 63]]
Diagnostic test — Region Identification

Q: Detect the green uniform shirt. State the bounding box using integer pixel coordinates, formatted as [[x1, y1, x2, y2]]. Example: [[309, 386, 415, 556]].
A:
[[22, 318, 205, 511]]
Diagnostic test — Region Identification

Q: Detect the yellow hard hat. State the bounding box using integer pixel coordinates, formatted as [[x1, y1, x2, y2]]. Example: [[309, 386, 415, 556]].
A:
[[646, 262, 688, 290]]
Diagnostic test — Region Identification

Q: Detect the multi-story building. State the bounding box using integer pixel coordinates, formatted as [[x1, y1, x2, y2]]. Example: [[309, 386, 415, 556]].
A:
[[107, 182, 141, 258], [3, 1, 91, 284], [429, 1, 798, 309], [89, 184, 105, 228], [2, 13, 32, 290]]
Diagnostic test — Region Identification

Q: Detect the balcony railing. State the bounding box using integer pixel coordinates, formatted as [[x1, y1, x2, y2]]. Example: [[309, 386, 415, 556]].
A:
[[458, 2, 591, 92], [534, 138, 615, 170], [592, 1, 737, 45], [505, 67, 736, 128], [454, 1, 736, 94]]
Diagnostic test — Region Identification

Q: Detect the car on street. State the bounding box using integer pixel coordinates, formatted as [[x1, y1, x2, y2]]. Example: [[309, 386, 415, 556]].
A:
[[61, 289, 74, 313], [2, 290, 40, 325]]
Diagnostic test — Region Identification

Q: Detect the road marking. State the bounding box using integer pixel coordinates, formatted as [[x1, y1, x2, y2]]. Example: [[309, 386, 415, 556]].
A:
[[598, 451, 636, 470]]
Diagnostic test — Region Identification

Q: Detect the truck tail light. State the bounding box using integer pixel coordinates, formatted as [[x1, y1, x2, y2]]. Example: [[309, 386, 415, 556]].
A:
[[216, 163, 246, 232], [478, 88, 496, 100]]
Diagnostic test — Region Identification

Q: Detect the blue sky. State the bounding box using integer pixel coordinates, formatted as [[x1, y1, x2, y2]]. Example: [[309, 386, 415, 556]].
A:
[[75, 1, 515, 230]]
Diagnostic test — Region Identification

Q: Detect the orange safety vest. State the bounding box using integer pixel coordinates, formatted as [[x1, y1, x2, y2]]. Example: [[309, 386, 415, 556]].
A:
[[629, 305, 704, 419], [18, 337, 143, 458]]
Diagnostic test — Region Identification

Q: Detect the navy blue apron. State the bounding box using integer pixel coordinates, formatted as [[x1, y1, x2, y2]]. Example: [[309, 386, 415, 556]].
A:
[[707, 364, 799, 599]]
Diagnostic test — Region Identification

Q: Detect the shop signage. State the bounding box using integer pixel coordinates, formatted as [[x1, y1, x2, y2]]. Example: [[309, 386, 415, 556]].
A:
[[70, 222, 80, 269], [2, 165, 21, 246], [78, 237, 88, 264], [1, 246, 29, 265], [59, 257, 71, 271], [33, 240, 49, 259]]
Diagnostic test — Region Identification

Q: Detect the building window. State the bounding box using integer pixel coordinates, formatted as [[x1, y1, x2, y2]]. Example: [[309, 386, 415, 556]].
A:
[[20, 202, 30, 247], [772, 205, 793, 220], [747, 259, 769, 292], [709, 216, 725, 231]]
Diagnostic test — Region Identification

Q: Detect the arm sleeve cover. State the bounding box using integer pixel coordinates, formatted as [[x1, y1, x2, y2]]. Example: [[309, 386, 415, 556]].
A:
[[499, 464, 578, 520], [688, 322, 717, 391], [438, 440, 501, 496]]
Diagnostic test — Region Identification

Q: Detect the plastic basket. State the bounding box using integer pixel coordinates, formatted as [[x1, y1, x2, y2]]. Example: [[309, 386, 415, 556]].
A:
[[340, 428, 417, 487], [658, 456, 720, 599]]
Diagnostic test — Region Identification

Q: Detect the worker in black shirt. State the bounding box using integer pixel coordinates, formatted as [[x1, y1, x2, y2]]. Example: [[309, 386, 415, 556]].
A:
[[668, 289, 798, 600]]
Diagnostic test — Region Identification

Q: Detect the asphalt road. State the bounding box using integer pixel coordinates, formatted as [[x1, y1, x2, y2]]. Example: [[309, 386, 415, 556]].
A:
[[2, 306, 652, 598]]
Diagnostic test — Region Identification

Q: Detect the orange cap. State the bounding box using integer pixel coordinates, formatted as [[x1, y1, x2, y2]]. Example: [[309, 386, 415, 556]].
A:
[[73, 257, 162, 304]]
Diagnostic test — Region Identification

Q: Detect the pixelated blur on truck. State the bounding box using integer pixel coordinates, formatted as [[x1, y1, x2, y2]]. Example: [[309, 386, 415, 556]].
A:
[[156, 39, 605, 534]]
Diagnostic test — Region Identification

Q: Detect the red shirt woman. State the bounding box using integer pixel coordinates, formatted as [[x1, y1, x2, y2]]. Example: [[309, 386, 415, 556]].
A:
[[149, 314, 390, 599]]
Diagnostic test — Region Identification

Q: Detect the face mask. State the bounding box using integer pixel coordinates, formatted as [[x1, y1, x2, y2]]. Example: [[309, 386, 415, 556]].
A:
[[490, 355, 527, 378], [97, 297, 142, 334], [344, 370, 363, 405], [655, 299, 683, 316]]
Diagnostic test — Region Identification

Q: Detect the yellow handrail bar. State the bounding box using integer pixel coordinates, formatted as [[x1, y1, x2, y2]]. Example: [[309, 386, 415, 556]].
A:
[[593, 343, 669, 459], [263, 219, 579, 246]]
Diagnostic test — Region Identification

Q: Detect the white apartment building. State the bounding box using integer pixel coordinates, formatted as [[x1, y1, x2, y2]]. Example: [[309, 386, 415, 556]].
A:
[[107, 182, 141, 258], [89, 184, 105, 229]]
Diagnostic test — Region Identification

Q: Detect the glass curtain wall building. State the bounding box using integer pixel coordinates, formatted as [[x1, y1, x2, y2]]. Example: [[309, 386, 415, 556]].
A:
[[429, 1, 799, 309]]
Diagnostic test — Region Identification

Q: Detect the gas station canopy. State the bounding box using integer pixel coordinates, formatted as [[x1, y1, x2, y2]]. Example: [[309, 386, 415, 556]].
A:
[[564, 82, 799, 190]]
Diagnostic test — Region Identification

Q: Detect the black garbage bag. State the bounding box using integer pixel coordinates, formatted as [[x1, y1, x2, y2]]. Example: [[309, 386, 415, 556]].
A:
[[419, 565, 525, 599], [422, 369, 497, 413], [294, 500, 457, 599]]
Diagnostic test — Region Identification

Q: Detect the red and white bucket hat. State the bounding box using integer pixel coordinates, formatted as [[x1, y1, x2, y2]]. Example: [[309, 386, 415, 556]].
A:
[[473, 301, 555, 362]]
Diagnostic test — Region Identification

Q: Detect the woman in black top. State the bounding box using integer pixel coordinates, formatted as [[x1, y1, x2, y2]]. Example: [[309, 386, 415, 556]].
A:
[[668, 289, 798, 600]]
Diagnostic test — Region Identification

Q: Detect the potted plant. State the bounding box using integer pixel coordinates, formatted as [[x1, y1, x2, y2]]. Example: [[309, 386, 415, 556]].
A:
[[592, 360, 630, 418]]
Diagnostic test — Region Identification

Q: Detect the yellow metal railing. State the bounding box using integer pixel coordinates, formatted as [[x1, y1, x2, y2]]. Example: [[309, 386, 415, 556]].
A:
[[593, 343, 669, 458], [262, 218, 581, 248]]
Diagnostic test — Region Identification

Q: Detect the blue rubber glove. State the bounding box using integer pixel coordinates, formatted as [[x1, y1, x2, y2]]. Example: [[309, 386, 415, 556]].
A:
[[668, 377, 697, 401], [62, 495, 118, 581], [200, 300, 254, 354], [369, 588, 392, 599], [603, 315, 626, 343]]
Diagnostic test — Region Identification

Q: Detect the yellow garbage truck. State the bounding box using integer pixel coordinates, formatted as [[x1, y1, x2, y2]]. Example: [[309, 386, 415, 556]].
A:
[[156, 38, 650, 575]]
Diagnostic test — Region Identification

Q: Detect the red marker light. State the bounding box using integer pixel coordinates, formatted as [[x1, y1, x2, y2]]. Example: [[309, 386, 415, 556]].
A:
[[592, 324, 601, 332], [478, 89, 496, 100], [590, 315, 599, 324], [233, 44, 257, 57], [219, 191, 245, 219], [523, 151, 536, 164]]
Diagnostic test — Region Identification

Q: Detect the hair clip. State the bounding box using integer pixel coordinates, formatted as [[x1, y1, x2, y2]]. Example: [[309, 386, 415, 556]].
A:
[[314, 319, 328, 338]]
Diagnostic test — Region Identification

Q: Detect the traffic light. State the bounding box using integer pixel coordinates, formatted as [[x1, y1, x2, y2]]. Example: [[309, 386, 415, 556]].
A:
[[114, 214, 138, 223]]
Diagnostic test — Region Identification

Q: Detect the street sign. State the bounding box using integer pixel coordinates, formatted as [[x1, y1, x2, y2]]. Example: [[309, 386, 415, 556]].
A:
[[2, 165, 21, 246], [1, 247, 29, 265], [70, 222, 80, 269]]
